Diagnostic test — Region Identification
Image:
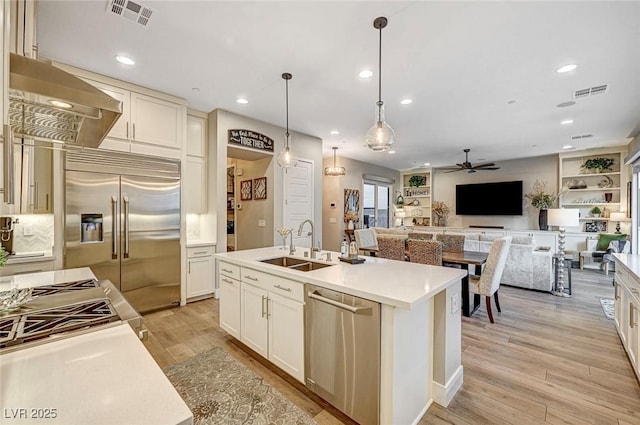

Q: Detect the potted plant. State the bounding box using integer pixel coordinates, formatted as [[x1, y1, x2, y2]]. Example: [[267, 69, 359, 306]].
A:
[[591, 206, 602, 217], [524, 180, 557, 230], [408, 175, 426, 188], [581, 157, 615, 173]]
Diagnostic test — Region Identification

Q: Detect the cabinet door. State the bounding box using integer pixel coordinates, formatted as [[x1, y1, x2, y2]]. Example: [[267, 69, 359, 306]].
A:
[[187, 115, 206, 157], [614, 277, 623, 331], [268, 292, 305, 383], [185, 156, 206, 214], [131, 92, 182, 149], [88, 80, 131, 144], [219, 275, 241, 339], [628, 296, 639, 368], [186, 255, 213, 298], [240, 283, 269, 358]]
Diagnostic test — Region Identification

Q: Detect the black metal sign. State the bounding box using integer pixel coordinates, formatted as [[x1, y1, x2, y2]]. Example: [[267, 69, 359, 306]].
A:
[[228, 129, 274, 152]]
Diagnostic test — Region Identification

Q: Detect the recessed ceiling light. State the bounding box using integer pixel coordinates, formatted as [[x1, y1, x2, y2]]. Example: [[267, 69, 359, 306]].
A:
[[556, 64, 577, 73], [557, 101, 576, 108], [359, 70, 373, 79], [49, 100, 72, 109], [388, 150, 396, 154], [561, 119, 574, 125], [330, 130, 340, 135], [562, 145, 575, 150], [400, 98, 413, 105], [423, 162, 430, 166], [115, 55, 135, 66], [236, 98, 249, 104]]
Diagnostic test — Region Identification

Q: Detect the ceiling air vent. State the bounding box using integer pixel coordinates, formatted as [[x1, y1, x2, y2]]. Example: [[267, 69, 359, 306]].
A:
[[574, 84, 608, 99], [107, 0, 153, 27], [571, 134, 594, 140]]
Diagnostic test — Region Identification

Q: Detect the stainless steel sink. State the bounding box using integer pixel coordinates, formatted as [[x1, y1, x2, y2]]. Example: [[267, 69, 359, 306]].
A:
[[260, 256, 334, 272]]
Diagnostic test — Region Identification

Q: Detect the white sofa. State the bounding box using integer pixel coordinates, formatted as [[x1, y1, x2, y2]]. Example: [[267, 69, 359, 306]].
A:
[[370, 227, 554, 292]]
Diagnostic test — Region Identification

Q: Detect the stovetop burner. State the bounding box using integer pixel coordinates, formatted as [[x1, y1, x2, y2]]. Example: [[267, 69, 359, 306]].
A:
[[1, 298, 120, 349], [30, 279, 100, 297]]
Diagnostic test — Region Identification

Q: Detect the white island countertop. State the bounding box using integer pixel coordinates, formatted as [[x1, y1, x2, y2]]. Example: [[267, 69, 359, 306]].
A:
[[0, 324, 192, 425], [0, 267, 96, 291], [215, 246, 467, 309]]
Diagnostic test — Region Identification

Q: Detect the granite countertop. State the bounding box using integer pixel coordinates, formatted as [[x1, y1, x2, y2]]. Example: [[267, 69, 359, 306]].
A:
[[0, 324, 192, 425], [215, 247, 466, 309]]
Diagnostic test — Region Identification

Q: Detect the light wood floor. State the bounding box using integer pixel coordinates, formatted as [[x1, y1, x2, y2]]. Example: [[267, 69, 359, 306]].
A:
[[143, 268, 640, 425]]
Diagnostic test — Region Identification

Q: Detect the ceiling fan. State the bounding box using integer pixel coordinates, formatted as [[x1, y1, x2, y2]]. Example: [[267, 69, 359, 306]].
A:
[[441, 149, 500, 173]]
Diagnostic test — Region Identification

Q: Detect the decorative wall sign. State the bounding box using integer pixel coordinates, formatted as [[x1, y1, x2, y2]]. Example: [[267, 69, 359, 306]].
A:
[[254, 177, 267, 200], [240, 180, 252, 201], [228, 129, 274, 152]]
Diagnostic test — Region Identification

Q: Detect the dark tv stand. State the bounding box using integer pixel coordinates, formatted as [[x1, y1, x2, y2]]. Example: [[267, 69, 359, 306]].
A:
[[468, 225, 505, 229]]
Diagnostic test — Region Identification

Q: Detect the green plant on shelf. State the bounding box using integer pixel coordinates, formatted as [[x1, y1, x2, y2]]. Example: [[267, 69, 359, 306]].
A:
[[590, 206, 601, 217], [408, 175, 427, 187], [581, 157, 615, 173]]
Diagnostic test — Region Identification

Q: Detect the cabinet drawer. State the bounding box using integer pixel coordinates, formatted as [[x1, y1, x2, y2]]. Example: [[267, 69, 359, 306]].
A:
[[241, 267, 276, 289], [187, 246, 214, 258], [219, 261, 240, 280], [267, 278, 303, 303]]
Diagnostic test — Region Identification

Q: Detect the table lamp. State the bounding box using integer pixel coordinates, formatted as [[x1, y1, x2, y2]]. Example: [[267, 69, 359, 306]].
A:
[[609, 212, 626, 234], [396, 209, 406, 226], [548, 208, 580, 297]]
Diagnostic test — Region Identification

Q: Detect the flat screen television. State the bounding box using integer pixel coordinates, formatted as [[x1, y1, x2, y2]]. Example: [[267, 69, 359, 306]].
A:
[[456, 180, 523, 215]]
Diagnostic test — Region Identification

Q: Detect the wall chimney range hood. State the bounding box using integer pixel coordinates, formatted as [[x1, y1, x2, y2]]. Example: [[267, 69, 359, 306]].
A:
[[8, 53, 122, 148]]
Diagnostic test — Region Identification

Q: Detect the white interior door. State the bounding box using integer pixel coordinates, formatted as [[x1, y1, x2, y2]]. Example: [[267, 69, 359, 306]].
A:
[[284, 159, 313, 248]]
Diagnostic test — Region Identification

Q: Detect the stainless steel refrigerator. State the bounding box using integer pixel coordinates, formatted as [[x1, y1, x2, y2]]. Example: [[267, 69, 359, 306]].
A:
[[64, 150, 181, 314]]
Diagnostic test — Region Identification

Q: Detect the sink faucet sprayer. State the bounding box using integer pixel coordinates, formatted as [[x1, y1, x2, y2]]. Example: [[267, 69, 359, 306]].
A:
[[297, 219, 319, 259]]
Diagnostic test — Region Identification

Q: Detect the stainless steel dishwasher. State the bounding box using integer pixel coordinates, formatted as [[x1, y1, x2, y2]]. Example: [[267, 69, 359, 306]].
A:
[[305, 284, 381, 425]]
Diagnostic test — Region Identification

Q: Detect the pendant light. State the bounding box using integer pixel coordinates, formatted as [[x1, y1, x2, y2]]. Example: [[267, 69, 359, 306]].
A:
[[365, 16, 396, 152], [277, 72, 297, 168], [324, 147, 346, 176]]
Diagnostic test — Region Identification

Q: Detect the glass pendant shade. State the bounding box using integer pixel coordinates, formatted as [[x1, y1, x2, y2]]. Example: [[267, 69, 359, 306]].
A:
[[365, 102, 396, 151], [324, 146, 346, 176], [277, 133, 297, 168]]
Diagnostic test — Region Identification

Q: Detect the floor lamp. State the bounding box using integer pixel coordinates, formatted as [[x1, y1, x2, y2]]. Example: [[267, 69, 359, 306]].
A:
[[548, 208, 580, 297]]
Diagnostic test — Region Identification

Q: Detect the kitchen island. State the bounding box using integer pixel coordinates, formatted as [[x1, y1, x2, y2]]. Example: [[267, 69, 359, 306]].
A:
[[215, 247, 467, 425], [0, 268, 192, 425]]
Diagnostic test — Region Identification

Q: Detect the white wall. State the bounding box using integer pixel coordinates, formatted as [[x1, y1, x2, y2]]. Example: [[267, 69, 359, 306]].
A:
[[433, 154, 559, 230], [208, 109, 323, 252], [322, 156, 401, 252]]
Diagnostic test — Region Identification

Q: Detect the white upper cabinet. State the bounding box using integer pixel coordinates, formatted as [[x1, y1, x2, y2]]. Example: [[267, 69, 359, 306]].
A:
[[186, 114, 207, 157], [185, 112, 208, 214]]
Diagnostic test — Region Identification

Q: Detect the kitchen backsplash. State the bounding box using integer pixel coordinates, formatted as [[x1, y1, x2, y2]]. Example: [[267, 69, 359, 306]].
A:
[[12, 214, 54, 253], [186, 214, 201, 240]]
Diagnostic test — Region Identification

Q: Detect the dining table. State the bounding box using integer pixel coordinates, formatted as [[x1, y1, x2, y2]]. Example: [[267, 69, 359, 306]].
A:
[[359, 246, 489, 317], [441, 250, 489, 317]]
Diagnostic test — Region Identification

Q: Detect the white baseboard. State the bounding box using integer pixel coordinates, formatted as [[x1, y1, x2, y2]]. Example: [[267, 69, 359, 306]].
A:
[[410, 399, 433, 425], [432, 365, 464, 407]]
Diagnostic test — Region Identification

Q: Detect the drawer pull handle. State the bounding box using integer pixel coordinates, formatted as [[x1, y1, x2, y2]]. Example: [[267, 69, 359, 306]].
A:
[[244, 275, 258, 281], [193, 251, 208, 255], [222, 268, 233, 273], [222, 278, 233, 284], [274, 284, 292, 292]]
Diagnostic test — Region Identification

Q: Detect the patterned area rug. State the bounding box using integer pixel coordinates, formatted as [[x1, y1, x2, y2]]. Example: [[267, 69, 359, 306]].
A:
[[164, 347, 317, 425], [600, 298, 615, 320]]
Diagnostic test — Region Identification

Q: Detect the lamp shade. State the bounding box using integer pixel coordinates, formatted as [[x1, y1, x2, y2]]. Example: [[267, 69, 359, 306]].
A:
[[396, 210, 406, 219], [610, 212, 626, 222], [547, 208, 580, 227]]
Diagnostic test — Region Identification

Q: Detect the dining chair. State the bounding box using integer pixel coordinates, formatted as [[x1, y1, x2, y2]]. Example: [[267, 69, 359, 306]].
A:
[[408, 232, 434, 240], [407, 239, 442, 266], [377, 237, 406, 261], [436, 234, 465, 252], [469, 236, 512, 323]]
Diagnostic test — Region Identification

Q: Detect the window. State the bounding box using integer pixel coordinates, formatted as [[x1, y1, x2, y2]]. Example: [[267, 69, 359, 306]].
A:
[[363, 179, 391, 228]]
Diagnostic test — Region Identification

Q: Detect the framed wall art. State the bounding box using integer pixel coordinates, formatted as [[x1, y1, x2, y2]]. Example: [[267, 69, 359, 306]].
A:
[[240, 180, 252, 201], [254, 177, 267, 200]]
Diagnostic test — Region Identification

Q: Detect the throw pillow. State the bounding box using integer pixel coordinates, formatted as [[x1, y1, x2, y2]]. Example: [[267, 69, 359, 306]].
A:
[[596, 233, 627, 251]]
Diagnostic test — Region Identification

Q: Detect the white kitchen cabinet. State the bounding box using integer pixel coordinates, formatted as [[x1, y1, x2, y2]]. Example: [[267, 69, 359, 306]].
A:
[[83, 78, 184, 159], [238, 267, 305, 383], [268, 291, 305, 380], [186, 245, 215, 300], [240, 282, 269, 357], [185, 112, 207, 214], [219, 275, 241, 339], [613, 258, 640, 381]]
